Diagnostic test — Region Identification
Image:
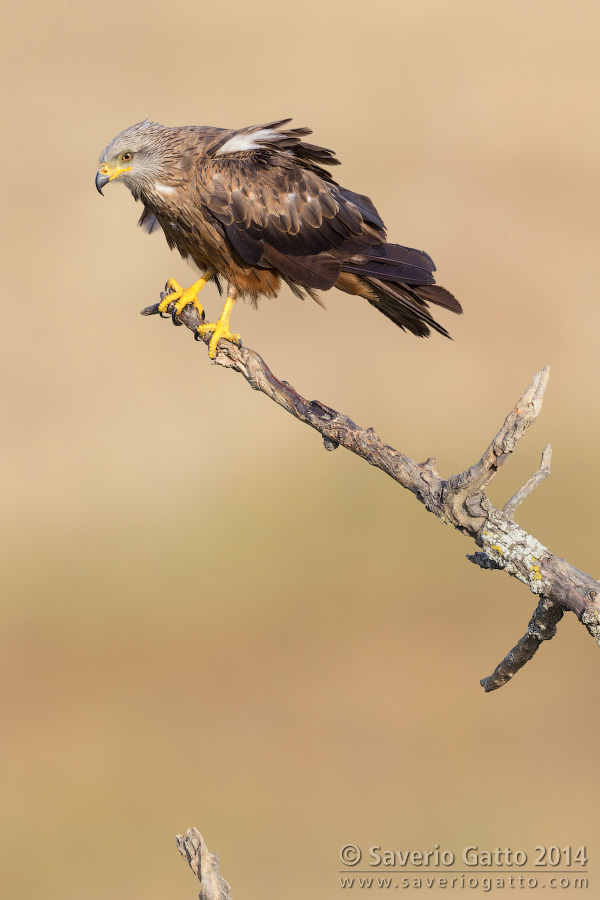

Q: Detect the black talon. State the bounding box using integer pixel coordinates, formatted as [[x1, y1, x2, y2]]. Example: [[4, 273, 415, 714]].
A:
[[171, 310, 183, 326], [158, 293, 171, 318]]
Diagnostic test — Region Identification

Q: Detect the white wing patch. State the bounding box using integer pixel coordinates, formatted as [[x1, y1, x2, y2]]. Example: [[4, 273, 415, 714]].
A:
[[216, 129, 278, 156], [154, 182, 177, 197]]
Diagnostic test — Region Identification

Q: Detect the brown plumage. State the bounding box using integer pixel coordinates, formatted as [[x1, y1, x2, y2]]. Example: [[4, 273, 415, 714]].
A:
[[96, 118, 461, 350]]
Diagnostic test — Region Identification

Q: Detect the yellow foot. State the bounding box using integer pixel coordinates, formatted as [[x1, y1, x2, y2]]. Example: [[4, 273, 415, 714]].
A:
[[196, 319, 242, 358], [157, 273, 213, 317]]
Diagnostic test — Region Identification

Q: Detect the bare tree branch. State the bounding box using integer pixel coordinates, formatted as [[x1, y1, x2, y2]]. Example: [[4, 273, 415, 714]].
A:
[[143, 296, 600, 689], [444, 367, 550, 513], [480, 597, 564, 692], [502, 444, 552, 519], [175, 828, 233, 900]]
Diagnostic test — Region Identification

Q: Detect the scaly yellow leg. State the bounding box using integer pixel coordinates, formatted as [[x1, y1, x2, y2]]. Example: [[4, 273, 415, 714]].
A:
[[157, 269, 215, 316], [197, 287, 241, 358]]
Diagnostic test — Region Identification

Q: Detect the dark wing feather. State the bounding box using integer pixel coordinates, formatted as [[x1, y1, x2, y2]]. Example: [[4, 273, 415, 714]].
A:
[[342, 244, 437, 284], [336, 188, 385, 231], [194, 143, 384, 276], [366, 242, 436, 271], [342, 260, 436, 283], [261, 246, 341, 290], [223, 222, 265, 265]]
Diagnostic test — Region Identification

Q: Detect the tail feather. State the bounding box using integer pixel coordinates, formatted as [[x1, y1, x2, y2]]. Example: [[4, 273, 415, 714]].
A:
[[414, 283, 463, 314], [365, 278, 454, 338], [339, 240, 461, 338]]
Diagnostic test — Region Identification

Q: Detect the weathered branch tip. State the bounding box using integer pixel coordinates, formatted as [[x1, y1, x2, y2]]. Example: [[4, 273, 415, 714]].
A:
[[176, 828, 233, 900]]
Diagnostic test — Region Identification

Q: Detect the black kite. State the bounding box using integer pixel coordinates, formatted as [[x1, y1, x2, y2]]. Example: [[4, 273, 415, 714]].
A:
[[96, 119, 461, 357]]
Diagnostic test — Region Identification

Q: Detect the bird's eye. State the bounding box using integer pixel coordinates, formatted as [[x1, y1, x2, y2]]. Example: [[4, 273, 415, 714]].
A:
[[122, 152, 133, 162]]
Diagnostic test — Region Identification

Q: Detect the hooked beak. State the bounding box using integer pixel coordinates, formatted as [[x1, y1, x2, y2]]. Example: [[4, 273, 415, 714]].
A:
[[95, 167, 110, 195], [95, 162, 132, 195]]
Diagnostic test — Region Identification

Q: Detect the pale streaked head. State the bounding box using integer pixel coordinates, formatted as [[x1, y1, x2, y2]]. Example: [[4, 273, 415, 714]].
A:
[[95, 119, 174, 197]]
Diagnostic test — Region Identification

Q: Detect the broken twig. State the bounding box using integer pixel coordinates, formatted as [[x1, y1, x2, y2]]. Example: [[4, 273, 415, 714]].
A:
[[175, 828, 233, 900]]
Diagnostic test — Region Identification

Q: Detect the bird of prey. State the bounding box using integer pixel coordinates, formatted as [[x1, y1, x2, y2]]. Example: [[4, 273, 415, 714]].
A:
[[96, 119, 461, 357]]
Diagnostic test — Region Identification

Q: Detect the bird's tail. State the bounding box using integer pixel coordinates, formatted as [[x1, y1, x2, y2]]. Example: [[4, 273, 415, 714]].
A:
[[340, 242, 462, 338]]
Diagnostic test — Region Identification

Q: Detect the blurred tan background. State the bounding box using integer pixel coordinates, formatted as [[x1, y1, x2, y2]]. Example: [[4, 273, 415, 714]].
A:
[[2, 0, 599, 897]]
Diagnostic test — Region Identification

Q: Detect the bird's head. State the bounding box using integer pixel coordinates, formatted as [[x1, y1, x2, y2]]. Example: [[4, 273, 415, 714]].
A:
[[96, 119, 172, 198]]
